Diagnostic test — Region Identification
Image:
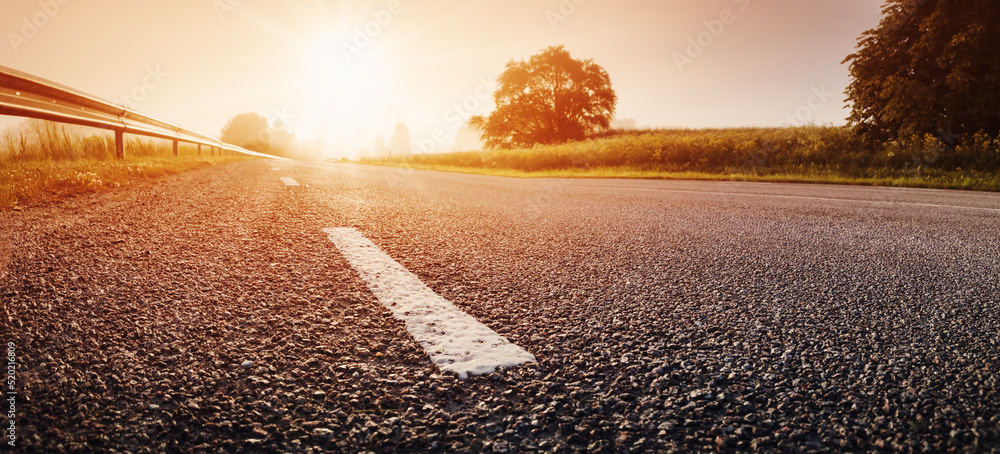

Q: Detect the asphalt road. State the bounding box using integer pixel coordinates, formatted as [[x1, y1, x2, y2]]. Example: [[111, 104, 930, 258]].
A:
[[3, 160, 999, 452]]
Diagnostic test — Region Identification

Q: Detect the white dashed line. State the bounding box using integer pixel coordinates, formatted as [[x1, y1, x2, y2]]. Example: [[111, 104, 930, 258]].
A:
[[323, 228, 535, 379], [280, 177, 299, 186]]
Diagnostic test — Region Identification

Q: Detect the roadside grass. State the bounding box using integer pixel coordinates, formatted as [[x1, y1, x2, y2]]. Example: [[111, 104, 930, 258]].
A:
[[1, 121, 251, 210], [361, 126, 1000, 192], [0, 156, 249, 210]]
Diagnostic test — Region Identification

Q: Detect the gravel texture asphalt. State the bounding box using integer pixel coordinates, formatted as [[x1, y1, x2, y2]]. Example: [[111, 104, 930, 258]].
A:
[[2, 160, 999, 453]]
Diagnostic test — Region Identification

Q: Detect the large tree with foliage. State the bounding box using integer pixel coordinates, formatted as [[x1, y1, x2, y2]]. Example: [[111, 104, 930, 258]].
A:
[[844, 0, 1000, 143], [472, 45, 616, 149]]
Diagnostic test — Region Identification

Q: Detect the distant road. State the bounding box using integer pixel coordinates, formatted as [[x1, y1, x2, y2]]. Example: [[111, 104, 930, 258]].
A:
[[6, 160, 999, 452]]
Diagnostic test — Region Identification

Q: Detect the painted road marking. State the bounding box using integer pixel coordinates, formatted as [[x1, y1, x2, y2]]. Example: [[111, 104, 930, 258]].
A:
[[581, 185, 1000, 213], [280, 177, 299, 186], [323, 228, 535, 379], [272, 167, 281, 171]]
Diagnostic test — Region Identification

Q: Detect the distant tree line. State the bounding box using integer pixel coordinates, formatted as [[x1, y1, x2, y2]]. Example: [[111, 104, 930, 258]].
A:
[[220, 112, 297, 157]]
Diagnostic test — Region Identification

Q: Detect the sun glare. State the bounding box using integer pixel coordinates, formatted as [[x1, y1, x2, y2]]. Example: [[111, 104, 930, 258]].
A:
[[298, 32, 392, 152]]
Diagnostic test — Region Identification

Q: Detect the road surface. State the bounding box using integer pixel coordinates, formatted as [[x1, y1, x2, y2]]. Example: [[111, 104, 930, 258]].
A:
[[3, 160, 998, 452]]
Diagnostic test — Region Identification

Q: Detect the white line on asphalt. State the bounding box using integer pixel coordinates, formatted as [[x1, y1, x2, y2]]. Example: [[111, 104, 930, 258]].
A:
[[582, 185, 1000, 213], [280, 177, 299, 186], [272, 167, 280, 171], [323, 228, 535, 379]]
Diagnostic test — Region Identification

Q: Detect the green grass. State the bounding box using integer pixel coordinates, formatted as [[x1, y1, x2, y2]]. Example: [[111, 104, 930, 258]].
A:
[[1, 121, 251, 210], [361, 126, 1000, 192], [364, 162, 1000, 191]]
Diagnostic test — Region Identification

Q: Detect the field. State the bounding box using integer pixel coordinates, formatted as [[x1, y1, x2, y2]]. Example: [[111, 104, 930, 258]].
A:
[[0, 120, 249, 210], [362, 126, 1000, 192]]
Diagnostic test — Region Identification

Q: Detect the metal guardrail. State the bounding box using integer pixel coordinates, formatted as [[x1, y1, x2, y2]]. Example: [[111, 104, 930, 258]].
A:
[[0, 64, 280, 159]]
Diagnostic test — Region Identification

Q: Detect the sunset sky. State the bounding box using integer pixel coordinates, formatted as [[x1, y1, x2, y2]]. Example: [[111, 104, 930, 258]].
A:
[[1, 1, 884, 158]]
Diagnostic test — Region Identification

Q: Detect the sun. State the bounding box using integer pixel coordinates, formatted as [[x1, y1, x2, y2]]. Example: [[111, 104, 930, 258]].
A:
[[297, 32, 393, 151], [303, 35, 385, 101]]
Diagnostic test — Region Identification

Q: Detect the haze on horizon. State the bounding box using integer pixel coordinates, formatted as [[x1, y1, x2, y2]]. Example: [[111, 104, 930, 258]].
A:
[[1, 0, 883, 159]]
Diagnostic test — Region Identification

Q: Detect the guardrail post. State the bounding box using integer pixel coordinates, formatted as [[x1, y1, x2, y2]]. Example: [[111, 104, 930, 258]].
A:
[[197, 144, 202, 156], [115, 130, 125, 160], [172, 140, 179, 157], [211, 146, 215, 156]]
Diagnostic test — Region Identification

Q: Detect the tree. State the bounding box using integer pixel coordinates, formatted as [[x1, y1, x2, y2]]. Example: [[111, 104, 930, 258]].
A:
[[220, 112, 296, 156], [221, 112, 270, 151], [473, 45, 616, 149], [387, 122, 412, 156], [844, 0, 1000, 144]]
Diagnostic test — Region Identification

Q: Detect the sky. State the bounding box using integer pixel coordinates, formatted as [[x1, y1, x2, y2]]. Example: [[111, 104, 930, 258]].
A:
[[1, 1, 885, 158]]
